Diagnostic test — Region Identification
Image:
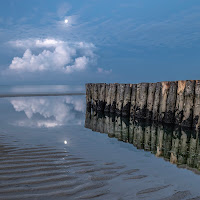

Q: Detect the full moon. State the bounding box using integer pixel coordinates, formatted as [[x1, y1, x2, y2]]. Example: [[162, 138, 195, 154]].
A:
[[64, 19, 69, 24]]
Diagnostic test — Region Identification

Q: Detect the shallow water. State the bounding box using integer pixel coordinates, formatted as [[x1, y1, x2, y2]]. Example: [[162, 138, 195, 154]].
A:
[[0, 85, 85, 95], [1, 95, 200, 200]]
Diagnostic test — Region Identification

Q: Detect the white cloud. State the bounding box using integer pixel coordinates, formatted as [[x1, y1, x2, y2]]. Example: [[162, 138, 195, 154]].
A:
[[7, 38, 96, 74], [97, 67, 112, 74]]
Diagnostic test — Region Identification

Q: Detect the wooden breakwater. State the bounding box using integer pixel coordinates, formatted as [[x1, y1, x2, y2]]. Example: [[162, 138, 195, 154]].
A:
[[85, 81, 200, 128]]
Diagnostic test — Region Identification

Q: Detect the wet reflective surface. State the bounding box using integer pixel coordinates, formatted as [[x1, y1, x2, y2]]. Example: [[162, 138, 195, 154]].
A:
[[85, 111, 200, 174], [1, 96, 200, 200]]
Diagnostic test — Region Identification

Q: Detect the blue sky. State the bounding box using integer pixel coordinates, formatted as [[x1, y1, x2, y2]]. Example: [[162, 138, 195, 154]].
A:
[[1, 0, 200, 85]]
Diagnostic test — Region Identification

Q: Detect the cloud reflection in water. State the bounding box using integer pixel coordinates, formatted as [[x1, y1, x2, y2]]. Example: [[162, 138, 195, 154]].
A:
[[10, 96, 85, 128]]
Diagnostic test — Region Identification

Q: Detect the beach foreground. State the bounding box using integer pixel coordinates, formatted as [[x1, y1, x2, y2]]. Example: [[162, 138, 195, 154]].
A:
[[1, 95, 200, 200]]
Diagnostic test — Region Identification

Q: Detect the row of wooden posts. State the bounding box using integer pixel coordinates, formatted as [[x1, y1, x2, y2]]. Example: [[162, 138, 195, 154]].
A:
[[85, 81, 200, 128]]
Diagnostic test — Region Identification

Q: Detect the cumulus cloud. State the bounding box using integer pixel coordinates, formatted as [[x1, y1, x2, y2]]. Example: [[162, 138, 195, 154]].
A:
[[7, 38, 96, 74], [97, 67, 112, 74]]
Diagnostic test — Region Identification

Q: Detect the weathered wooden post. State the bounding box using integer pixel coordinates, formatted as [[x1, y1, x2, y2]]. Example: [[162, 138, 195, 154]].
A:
[[135, 83, 149, 119], [146, 83, 156, 120], [181, 80, 195, 127], [104, 84, 111, 112], [122, 84, 132, 117], [130, 84, 137, 117], [115, 84, 125, 115], [175, 80, 186, 125], [158, 81, 170, 122], [97, 83, 106, 112], [193, 80, 200, 128], [85, 83, 92, 111], [110, 83, 117, 113], [164, 81, 177, 124], [152, 82, 161, 121], [92, 83, 98, 111]]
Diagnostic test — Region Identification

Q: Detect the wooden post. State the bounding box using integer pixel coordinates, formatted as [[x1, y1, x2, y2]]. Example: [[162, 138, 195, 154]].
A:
[[164, 81, 177, 124], [135, 83, 149, 119], [92, 83, 98, 111], [85, 83, 92, 111], [152, 82, 161, 121], [110, 83, 117, 113], [97, 83, 106, 112], [104, 84, 111, 112], [122, 84, 132, 117], [175, 80, 186, 125], [130, 84, 137, 117], [115, 84, 125, 115], [193, 80, 200, 128], [146, 83, 156, 120], [158, 81, 170, 122], [181, 80, 195, 127]]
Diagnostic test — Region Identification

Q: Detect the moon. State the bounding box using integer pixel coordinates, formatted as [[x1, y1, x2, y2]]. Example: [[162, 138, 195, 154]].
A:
[[64, 19, 69, 24]]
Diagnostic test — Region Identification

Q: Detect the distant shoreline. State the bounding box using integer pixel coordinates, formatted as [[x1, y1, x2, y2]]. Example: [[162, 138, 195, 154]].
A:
[[0, 93, 86, 98]]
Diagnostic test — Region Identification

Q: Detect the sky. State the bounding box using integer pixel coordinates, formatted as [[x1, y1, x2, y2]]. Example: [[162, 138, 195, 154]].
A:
[[1, 0, 200, 85]]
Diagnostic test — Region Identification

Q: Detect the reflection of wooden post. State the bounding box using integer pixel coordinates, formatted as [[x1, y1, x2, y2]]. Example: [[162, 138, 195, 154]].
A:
[[85, 110, 91, 129], [104, 84, 111, 112], [129, 118, 134, 143], [193, 80, 200, 128], [130, 84, 137, 117], [108, 115, 115, 137], [146, 83, 156, 120], [187, 131, 198, 168], [170, 129, 179, 164], [91, 111, 97, 132], [151, 124, 157, 153], [97, 83, 106, 112], [122, 84, 132, 117], [152, 82, 161, 121], [116, 84, 125, 115], [121, 118, 129, 142], [181, 80, 195, 127], [178, 129, 189, 164], [135, 83, 149, 119], [175, 81, 186, 125], [156, 124, 164, 157], [110, 83, 117, 113], [144, 125, 151, 151], [158, 81, 170, 122], [114, 116, 122, 140], [164, 81, 177, 124]]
